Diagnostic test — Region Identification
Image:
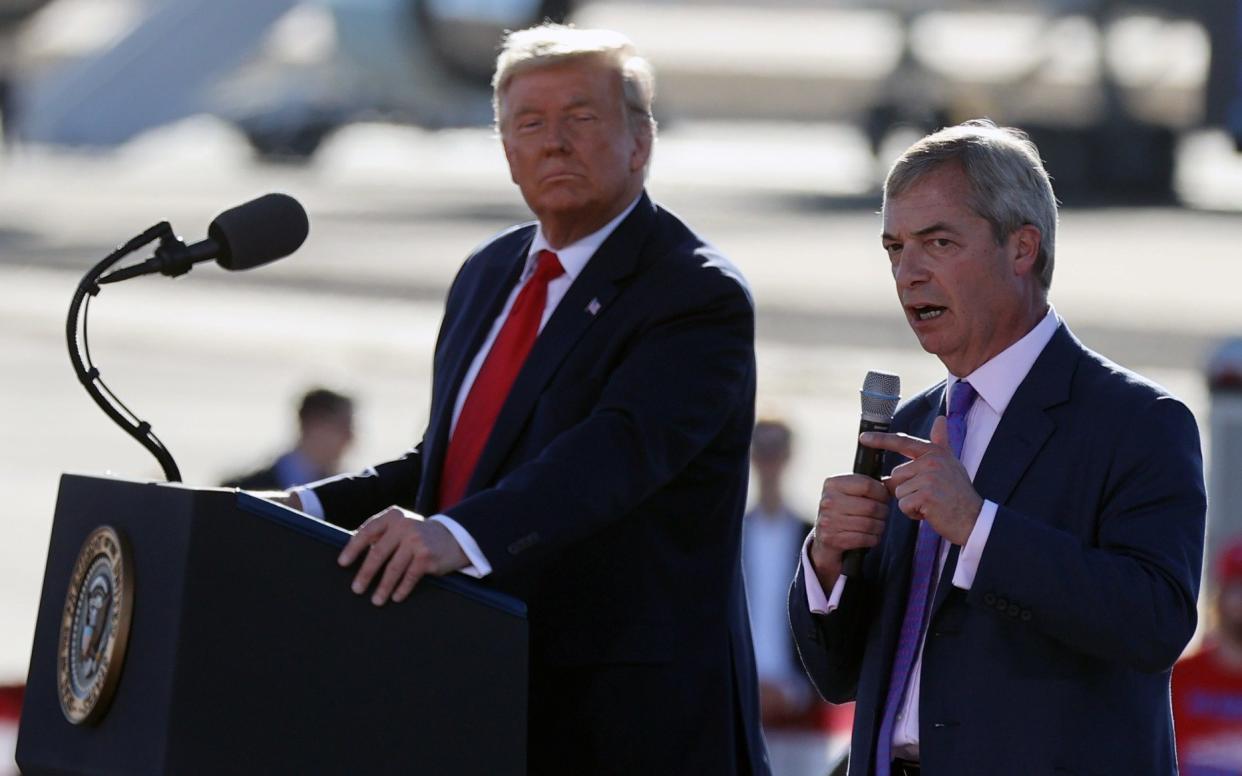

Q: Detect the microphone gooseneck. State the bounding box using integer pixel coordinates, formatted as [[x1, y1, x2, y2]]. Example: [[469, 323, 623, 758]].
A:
[[67, 195, 309, 482]]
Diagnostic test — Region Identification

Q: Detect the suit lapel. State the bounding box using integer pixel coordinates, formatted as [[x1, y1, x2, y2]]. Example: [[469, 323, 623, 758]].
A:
[[929, 323, 1078, 618], [971, 323, 1077, 506], [419, 230, 534, 512], [463, 195, 656, 498]]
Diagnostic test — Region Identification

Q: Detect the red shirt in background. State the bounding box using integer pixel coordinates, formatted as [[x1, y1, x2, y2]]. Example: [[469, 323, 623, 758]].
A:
[[1173, 642, 1242, 775]]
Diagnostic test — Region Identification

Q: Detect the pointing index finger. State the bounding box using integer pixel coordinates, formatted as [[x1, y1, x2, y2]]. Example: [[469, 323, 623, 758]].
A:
[[859, 430, 937, 459]]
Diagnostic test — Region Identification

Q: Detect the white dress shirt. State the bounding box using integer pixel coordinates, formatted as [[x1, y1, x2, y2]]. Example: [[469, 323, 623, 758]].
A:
[[800, 306, 1060, 759], [297, 196, 642, 577]]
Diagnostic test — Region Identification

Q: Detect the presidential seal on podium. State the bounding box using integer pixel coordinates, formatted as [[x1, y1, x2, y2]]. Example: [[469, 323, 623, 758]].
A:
[[57, 525, 134, 725]]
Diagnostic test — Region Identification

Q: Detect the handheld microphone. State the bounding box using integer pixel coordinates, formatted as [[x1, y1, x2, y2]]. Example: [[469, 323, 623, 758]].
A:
[[98, 193, 308, 284], [841, 370, 901, 578]]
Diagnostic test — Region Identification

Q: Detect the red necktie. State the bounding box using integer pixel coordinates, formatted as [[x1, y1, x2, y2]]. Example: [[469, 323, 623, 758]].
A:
[[438, 249, 565, 510]]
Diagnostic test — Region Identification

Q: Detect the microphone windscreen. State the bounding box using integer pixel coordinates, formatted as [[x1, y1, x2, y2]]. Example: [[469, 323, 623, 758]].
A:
[[860, 371, 901, 424], [209, 193, 309, 271]]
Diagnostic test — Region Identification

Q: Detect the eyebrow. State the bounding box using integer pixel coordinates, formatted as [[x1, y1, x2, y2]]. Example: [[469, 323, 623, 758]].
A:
[[510, 94, 595, 118], [881, 221, 961, 241]]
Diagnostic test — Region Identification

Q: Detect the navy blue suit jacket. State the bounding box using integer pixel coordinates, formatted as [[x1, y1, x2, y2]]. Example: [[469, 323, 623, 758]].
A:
[[790, 324, 1206, 776], [311, 193, 769, 775]]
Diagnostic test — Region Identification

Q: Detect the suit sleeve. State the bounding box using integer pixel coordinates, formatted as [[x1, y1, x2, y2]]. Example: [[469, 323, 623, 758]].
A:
[[788, 562, 876, 704], [443, 264, 755, 576], [305, 446, 423, 530], [968, 395, 1206, 672], [786, 398, 935, 703]]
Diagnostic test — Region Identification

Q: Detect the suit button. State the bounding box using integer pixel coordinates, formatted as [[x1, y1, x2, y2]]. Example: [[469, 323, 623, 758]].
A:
[[996, 597, 1009, 611], [984, 593, 997, 606], [1021, 610, 1033, 622], [1007, 604, 1021, 618]]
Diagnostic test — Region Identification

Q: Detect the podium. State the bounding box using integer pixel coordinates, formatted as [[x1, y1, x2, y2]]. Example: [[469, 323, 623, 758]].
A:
[[16, 474, 528, 775]]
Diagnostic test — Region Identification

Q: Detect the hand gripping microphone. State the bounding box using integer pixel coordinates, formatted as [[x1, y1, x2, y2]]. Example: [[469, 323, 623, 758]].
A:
[[841, 370, 902, 578]]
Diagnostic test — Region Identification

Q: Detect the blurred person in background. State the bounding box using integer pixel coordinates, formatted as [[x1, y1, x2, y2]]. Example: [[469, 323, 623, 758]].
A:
[[790, 120, 1205, 776], [225, 387, 354, 490], [1174, 537, 1242, 775], [269, 24, 768, 774], [743, 418, 832, 776]]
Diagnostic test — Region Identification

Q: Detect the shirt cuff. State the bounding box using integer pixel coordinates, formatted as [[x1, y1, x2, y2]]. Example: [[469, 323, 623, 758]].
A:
[[801, 535, 846, 615], [292, 486, 325, 520], [429, 515, 492, 578], [952, 499, 998, 590]]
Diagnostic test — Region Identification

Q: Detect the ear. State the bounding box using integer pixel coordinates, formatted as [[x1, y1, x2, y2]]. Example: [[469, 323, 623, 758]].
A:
[[629, 126, 653, 174], [1010, 224, 1042, 278]]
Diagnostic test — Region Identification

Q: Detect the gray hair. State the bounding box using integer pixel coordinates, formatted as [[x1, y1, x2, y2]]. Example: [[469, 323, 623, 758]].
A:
[[884, 119, 1059, 291], [492, 24, 657, 140]]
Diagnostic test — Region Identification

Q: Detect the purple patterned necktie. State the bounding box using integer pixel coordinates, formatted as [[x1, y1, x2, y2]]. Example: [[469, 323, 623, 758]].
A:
[[874, 380, 977, 776]]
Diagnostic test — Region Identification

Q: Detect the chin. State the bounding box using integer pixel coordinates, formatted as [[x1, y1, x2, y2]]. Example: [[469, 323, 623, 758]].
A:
[[911, 331, 938, 355], [536, 191, 590, 213]]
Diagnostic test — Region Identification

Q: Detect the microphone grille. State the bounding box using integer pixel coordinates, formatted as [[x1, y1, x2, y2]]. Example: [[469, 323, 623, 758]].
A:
[[210, 193, 309, 271], [860, 370, 901, 423]]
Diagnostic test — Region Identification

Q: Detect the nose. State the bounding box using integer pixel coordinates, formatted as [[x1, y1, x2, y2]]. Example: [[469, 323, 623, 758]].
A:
[[893, 243, 930, 289], [541, 120, 571, 154]]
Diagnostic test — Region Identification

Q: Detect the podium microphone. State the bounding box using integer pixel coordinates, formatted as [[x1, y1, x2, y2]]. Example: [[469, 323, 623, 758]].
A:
[[68, 193, 311, 482], [842, 370, 902, 578], [98, 193, 308, 284]]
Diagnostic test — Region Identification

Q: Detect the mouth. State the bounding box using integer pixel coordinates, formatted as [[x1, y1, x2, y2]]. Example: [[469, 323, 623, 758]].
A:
[[908, 304, 947, 322]]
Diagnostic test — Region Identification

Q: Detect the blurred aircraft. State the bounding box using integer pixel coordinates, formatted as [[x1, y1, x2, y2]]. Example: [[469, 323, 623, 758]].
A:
[[5, 0, 572, 155]]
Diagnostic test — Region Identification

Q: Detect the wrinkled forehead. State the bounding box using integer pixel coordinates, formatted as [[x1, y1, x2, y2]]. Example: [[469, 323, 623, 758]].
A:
[[881, 167, 982, 234]]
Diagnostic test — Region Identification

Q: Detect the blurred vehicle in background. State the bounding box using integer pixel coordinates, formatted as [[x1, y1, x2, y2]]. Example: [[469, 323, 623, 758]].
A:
[[1, 0, 1240, 200], [868, 0, 1241, 201], [0, 0, 50, 142], [574, 0, 1241, 202], [219, 0, 575, 157], [3, 0, 574, 156]]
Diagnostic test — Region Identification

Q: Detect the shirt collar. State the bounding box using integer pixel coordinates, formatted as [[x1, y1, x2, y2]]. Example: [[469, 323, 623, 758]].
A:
[[948, 306, 1060, 417], [525, 194, 642, 281]]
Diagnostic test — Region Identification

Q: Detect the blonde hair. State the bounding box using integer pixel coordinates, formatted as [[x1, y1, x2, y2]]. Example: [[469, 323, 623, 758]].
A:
[[492, 24, 656, 139]]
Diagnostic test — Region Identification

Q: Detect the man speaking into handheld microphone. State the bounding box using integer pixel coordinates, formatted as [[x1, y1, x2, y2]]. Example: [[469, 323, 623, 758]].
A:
[[790, 120, 1206, 776], [269, 23, 768, 775]]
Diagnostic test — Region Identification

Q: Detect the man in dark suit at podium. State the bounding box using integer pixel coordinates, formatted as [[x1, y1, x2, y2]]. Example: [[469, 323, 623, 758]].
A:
[[277, 24, 768, 775]]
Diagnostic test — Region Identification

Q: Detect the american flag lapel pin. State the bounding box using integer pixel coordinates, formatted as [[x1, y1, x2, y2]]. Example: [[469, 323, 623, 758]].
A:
[[586, 298, 602, 316]]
